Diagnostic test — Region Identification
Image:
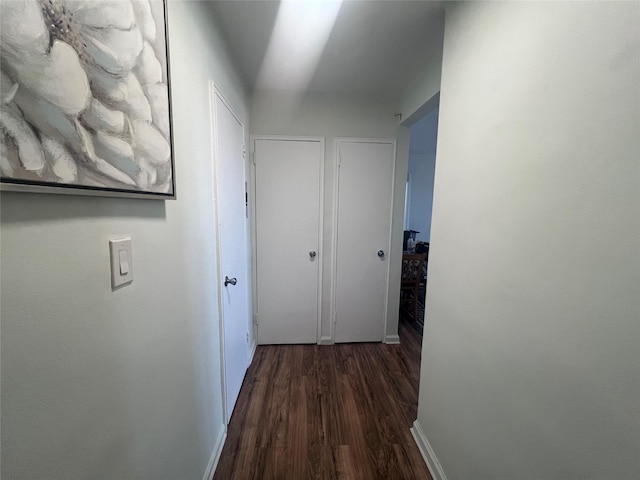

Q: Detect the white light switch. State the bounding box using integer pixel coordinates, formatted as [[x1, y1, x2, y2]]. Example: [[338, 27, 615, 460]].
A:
[[119, 250, 129, 275], [110, 238, 133, 288]]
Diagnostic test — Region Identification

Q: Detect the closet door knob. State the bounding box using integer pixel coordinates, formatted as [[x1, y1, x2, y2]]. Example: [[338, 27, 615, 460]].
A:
[[309, 251, 317, 258], [377, 250, 385, 258]]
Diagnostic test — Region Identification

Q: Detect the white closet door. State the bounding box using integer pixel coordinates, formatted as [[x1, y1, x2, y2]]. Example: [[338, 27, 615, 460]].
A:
[[254, 138, 323, 344], [212, 87, 250, 423], [335, 139, 395, 343]]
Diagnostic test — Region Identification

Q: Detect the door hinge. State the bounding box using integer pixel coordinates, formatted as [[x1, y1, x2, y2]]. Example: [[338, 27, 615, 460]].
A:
[[254, 313, 259, 325], [242, 144, 246, 159]]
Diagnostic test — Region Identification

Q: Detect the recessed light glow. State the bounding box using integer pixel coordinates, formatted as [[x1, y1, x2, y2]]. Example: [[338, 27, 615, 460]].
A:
[[256, 0, 343, 92]]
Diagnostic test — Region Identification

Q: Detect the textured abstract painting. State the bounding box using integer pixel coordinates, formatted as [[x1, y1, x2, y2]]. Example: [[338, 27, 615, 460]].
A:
[[0, 0, 175, 198]]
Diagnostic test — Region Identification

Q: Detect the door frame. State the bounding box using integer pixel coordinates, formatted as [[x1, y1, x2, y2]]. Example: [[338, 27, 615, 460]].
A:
[[250, 135, 325, 344], [331, 137, 397, 343], [209, 82, 249, 424]]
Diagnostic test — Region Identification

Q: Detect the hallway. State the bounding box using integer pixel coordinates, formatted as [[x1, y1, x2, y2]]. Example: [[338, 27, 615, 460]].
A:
[[213, 320, 429, 480]]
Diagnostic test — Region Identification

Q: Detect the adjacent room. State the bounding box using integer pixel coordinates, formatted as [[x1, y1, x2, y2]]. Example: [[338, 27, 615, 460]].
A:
[[400, 103, 439, 332], [1, 1, 638, 480]]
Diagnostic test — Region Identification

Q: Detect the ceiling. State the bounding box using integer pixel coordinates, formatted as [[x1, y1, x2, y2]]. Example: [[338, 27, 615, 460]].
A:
[[209, 0, 445, 97]]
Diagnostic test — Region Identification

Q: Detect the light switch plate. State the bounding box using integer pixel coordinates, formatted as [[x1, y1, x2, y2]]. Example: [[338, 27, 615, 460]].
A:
[[109, 238, 133, 288]]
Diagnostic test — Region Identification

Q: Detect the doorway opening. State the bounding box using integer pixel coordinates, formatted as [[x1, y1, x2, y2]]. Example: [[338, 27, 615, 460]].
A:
[[399, 104, 439, 335]]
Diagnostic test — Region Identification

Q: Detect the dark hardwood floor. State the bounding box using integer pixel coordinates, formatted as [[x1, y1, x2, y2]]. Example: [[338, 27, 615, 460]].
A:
[[213, 319, 430, 480]]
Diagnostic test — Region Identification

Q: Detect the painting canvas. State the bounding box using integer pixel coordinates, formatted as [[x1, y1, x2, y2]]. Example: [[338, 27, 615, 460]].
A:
[[0, 0, 175, 199]]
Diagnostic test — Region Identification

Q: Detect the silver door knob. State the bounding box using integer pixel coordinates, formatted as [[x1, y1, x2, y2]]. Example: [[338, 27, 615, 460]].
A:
[[309, 251, 317, 258], [224, 276, 237, 286], [377, 250, 385, 258]]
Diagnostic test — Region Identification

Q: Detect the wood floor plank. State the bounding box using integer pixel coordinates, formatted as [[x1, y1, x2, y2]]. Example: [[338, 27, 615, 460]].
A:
[[334, 445, 361, 480], [287, 374, 310, 478], [261, 447, 288, 480], [212, 319, 431, 480]]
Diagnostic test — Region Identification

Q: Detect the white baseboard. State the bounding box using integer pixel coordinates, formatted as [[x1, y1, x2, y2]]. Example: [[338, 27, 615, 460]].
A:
[[385, 334, 400, 344], [202, 424, 227, 480], [410, 420, 447, 480], [319, 336, 333, 345], [248, 340, 257, 365]]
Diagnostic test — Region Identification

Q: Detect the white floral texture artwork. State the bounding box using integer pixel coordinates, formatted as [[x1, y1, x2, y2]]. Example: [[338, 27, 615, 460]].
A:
[[0, 0, 175, 198]]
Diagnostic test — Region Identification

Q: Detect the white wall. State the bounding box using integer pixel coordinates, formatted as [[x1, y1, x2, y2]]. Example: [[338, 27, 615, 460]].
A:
[[0, 2, 251, 479], [401, 50, 443, 125], [415, 2, 640, 479], [407, 106, 439, 242], [250, 91, 404, 342]]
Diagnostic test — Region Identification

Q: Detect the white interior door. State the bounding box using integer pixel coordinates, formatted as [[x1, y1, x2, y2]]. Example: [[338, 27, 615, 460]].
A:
[[254, 138, 322, 344], [212, 87, 250, 423], [334, 139, 395, 343]]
